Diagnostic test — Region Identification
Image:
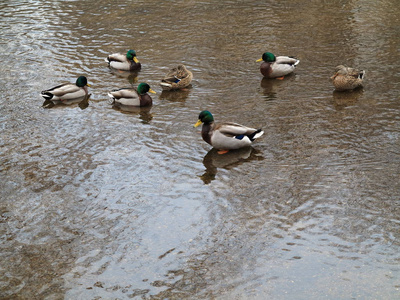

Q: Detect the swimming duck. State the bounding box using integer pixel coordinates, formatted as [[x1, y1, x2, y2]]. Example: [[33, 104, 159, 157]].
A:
[[40, 76, 91, 106], [108, 82, 156, 107], [256, 52, 300, 79], [194, 110, 264, 154], [160, 64, 193, 90], [105, 49, 141, 71], [330, 65, 365, 91]]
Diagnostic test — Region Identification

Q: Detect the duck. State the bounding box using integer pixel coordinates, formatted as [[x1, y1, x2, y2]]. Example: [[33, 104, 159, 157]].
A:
[[194, 110, 264, 154], [105, 49, 141, 71], [256, 52, 300, 79], [160, 64, 193, 90], [330, 65, 365, 91], [108, 82, 156, 107], [40, 76, 91, 107]]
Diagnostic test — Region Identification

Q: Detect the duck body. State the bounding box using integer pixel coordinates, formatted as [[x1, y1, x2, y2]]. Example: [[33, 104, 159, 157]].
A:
[[160, 64, 193, 90], [108, 83, 155, 107], [330, 65, 365, 91], [257, 52, 299, 79], [106, 50, 141, 72], [40, 76, 90, 105], [194, 111, 264, 151]]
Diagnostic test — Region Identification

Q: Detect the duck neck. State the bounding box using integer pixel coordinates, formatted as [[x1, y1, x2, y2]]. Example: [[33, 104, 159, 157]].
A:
[[202, 122, 214, 145]]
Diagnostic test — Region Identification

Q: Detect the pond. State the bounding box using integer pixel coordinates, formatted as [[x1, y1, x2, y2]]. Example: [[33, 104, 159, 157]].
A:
[[1, 0, 399, 299]]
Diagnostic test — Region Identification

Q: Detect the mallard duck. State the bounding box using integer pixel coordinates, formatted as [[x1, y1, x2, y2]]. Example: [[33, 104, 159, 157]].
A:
[[330, 65, 365, 91], [256, 52, 300, 79], [108, 82, 156, 107], [40, 76, 91, 107], [105, 49, 141, 71], [160, 64, 193, 90], [194, 110, 264, 154]]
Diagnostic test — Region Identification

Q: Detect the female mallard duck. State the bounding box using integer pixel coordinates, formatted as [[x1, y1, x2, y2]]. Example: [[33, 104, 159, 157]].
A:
[[194, 110, 264, 154], [330, 65, 365, 91], [40, 76, 91, 107], [108, 82, 156, 107], [105, 49, 141, 71], [256, 52, 300, 79], [160, 64, 193, 90]]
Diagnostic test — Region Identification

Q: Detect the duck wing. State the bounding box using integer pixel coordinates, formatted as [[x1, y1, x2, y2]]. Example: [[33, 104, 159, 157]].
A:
[[108, 88, 140, 106], [106, 53, 127, 63], [41, 83, 82, 100], [275, 56, 300, 66], [217, 122, 259, 137], [48, 83, 81, 96]]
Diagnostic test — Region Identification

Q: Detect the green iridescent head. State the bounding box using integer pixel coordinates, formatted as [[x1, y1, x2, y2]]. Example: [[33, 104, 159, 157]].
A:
[[194, 110, 214, 127], [137, 83, 156, 95], [261, 52, 276, 62], [126, 50, 137, 60], [75, 76, 89, 87]]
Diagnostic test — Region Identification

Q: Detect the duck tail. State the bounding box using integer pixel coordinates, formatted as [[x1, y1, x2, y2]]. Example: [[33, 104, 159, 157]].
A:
[[107, 93, 116, 105], [359, 70, 365, 80], [249, 129, 264, 141], [40, 91, 53, 100]]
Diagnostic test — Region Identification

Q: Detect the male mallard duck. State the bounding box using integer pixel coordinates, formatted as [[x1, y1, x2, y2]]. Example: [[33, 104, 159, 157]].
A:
[[40, 76, 91, 107], [194, 110, 264, 154], [105, 49, 141, 71], [160, 64, 193, 90], [108, 82, 156, 107], [256, 52, 300, 79], [330, 65, 365, 91]]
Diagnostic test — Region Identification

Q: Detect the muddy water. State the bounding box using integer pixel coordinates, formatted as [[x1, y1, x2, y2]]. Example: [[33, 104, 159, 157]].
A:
[[1, 0, 399, 299]]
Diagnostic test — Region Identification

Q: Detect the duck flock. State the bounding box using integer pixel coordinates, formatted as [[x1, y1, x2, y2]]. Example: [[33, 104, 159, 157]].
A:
[[40, 50, 365, 153]]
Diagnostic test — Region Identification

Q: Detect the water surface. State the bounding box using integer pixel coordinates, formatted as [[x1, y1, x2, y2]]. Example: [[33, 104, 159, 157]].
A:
[[1, 0, 399, 299]]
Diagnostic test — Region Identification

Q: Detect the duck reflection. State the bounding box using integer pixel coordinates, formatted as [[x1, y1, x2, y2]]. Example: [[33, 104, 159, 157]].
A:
[[200, 147, 262, 184], [111, 105, 153, 124], [331, 88, 363, 110], [260, 77, 283, 101], [42, 94, 91, 110], [159, 88, 190, 102], [109, 69, 139, 85]]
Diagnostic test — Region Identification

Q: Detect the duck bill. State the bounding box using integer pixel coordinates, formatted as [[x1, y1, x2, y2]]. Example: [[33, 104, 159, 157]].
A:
[[256, 58, 263, 62], [149, 88, 156, 94], [193, 120, 202, 128], [133, 57, 140, 63], [86, 83, 91, 87]]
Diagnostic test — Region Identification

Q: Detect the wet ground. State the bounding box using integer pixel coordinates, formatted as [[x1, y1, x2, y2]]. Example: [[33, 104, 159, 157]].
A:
[[1, 0, 399, 299]]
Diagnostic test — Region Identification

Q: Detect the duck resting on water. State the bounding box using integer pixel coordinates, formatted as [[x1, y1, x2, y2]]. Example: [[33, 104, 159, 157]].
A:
[[160, 64, 193, 90], [105, 49, 141, 72], [40, 76, 91, 108], [194, 110, 264, 154], [330, 65, 365, 91], [108, 82, 156, 107], [256, 52, 300, 79]]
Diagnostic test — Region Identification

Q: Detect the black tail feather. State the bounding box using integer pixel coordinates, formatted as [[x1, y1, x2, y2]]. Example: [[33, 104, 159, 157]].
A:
[[248, 129, 263, 141]]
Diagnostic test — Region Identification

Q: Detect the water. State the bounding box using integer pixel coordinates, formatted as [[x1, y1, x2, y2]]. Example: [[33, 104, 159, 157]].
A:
[[1, 0, 399, 299]]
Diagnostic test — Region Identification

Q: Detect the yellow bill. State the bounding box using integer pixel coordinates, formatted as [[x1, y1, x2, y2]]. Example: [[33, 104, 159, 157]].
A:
[[256, 58, 263, 62], [133, 57, 140, 63], [193, 120, 202, 128], [149, 88, 156, 94]]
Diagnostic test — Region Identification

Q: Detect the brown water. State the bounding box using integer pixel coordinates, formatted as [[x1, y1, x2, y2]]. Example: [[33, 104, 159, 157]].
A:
[[1, 0, 400, 299]]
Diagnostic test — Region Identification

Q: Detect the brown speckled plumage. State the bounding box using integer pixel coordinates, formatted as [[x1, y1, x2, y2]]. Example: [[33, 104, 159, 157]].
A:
[[160, 64, 193, 90], [330, 65, 365, 91]]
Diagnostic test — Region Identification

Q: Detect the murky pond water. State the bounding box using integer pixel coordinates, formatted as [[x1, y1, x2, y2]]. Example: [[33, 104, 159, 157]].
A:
[[1, 0, 400, 299]]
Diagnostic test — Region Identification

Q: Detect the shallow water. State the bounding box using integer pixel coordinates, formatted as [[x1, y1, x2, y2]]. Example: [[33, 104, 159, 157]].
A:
[[1, 0, 400, 299]]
